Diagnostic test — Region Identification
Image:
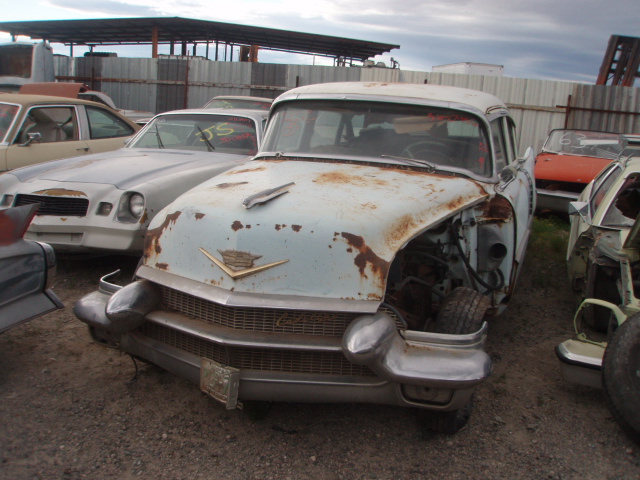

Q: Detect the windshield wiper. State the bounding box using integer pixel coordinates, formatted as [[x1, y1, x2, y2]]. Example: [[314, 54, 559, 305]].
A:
[[154, 124, 164, 149], [196, 126, 215, 152], [380, 155, 436, 172]]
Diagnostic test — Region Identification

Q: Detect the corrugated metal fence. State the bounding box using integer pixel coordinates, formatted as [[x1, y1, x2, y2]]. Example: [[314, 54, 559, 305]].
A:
[[54, 56, 640, 155]]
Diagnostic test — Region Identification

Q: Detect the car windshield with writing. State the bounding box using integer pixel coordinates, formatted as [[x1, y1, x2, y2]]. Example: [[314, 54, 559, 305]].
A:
[[131, 113, 259, 155], [0, 103, 20, 143], [260, 100, 492, 176], [542, 130, 625, 160]]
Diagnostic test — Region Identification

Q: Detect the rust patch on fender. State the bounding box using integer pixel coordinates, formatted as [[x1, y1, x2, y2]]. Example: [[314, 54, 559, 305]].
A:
[[483, 195, 513, 221], [34, 188, 86, 197], [292, 225, 302, 232], [341, 232, 390, 282], [275, 224, 288, 231], [232, 221, 244, 231], [195, 213, 205, 220], [139, 210, 148, 225], [144, 211, 182, 259], [155, 263, 168, 270]]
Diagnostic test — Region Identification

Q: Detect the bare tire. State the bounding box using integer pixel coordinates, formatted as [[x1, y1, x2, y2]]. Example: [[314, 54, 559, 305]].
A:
[[602, 314, 640, 443], [420, 288, 488, 435], [434, 287, 490, 334]]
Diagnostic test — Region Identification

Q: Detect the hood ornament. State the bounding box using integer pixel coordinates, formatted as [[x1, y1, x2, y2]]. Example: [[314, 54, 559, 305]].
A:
[[200, 248, 288, 280], [242, 182, 295, 209]]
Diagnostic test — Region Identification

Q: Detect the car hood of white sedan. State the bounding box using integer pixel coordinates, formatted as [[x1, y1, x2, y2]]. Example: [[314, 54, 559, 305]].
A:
[[142, 159, 491, 306], [9, 148, 247, 190]]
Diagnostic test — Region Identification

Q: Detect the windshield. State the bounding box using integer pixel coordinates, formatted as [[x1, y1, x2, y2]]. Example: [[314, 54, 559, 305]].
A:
[[542, 130, 624, 159], [130, 113, 259, 155], [0, 103, 19, 143], [204, 98, 271, 110], [261, 100, 492, 176]]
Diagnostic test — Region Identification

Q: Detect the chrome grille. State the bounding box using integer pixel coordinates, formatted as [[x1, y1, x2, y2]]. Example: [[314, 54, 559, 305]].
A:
[[15, 194, 89, 217], [160, 285, 401, 337], [140, 323, 374, 376]]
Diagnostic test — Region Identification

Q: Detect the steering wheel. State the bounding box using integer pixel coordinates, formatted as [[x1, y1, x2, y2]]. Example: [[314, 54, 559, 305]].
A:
[[400, 140, 453, 165]]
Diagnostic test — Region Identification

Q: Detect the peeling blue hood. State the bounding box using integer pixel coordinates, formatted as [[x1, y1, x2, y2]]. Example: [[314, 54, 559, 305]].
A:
[[9, 148, 245, 190], [143, 159, 490, 304]]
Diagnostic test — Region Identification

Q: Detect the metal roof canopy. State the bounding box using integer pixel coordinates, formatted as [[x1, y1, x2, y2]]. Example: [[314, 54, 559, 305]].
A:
[[0, 17, 399, 62]]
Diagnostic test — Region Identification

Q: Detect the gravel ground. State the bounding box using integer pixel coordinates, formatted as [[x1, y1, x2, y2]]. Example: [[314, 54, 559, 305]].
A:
[[1, 242, 639, 480]]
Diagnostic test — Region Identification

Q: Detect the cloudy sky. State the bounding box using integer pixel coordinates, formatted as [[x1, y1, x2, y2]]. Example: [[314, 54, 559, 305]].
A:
[[1, 0, 638, 83]]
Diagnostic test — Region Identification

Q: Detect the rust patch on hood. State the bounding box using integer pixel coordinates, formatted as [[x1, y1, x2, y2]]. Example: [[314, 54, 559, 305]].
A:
[[34, 188, 86, 197], [341, 232, 390, 283], [144, 211, 182, 259], [315, 171, 387, 187], [385, 214, 418, 246], [292, 225, 302, 232], [195, 213, 205, 220], [228, 166, 266, 175], [155, 263, 169, 270], [232, 221, 244, 231]]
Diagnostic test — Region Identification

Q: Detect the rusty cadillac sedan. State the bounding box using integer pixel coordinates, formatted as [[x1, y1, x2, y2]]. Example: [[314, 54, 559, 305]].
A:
[[74, 82, 536, 434]]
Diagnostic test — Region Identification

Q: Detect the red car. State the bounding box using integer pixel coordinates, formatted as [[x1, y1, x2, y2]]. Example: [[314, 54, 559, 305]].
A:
[[535, 129, 627, 213]]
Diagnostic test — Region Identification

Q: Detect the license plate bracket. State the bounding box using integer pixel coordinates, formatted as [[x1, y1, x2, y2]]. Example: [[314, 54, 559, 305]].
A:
[[200, 358, 241, 410]]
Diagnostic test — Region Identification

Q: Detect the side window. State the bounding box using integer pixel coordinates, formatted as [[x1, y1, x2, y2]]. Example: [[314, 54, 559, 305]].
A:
[[16, 106, 79, 144], [86, 106, 135, 139], [589, 164, 623, 216], [489, 119, 507, 171]]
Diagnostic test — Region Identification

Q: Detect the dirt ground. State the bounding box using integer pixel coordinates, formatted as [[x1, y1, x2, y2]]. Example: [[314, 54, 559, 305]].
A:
[[1, 234, 639, 480]]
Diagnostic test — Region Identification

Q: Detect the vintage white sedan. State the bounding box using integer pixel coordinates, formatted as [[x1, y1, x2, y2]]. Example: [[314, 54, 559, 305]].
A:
[[75, 82, 535, 434], [0, 108, 267, 254]]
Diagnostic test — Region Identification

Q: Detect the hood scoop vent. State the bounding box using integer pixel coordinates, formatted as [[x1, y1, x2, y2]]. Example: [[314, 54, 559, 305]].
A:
[[242, 182, 295, 209]]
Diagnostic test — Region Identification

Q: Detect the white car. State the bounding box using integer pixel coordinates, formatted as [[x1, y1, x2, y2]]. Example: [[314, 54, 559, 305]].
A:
[[0, 109, 267, 254], [557, 155, 640, 441], [75, 82, 535, 434]]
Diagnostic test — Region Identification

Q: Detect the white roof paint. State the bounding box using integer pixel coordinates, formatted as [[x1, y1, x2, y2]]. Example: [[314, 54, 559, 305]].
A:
[[275, 82, 507, 115]]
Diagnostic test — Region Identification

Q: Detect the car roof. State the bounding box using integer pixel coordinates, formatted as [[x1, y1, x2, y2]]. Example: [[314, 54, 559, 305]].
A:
[[210, 95, 272, 103], [274, 82, 507, 115], [0, 93, 115, 108], [154, 108, 269, 120]]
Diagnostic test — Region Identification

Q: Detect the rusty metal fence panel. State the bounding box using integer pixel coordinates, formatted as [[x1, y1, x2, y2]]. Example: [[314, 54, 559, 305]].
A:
[[568, 84, 640, 134]]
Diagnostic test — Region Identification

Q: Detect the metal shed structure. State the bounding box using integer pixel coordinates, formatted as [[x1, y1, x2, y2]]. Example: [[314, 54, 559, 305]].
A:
[[0, 17, 399, 64]]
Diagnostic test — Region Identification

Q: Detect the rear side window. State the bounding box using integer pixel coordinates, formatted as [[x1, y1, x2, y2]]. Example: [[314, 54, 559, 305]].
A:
[[86, 106, 135, 139]]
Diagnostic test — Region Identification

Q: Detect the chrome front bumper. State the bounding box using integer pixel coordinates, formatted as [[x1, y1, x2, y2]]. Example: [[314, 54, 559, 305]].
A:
[[75, 272, 492, 410]]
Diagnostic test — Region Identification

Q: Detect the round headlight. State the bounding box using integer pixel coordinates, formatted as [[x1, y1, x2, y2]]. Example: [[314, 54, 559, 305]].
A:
[[129, 193, 145, 218]]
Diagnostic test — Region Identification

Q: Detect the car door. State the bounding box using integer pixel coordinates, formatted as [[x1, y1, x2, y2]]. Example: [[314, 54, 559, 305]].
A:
[[491, 116, 536, 266], [5, 104, 91, 170], [81, 105, 137, 154]]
